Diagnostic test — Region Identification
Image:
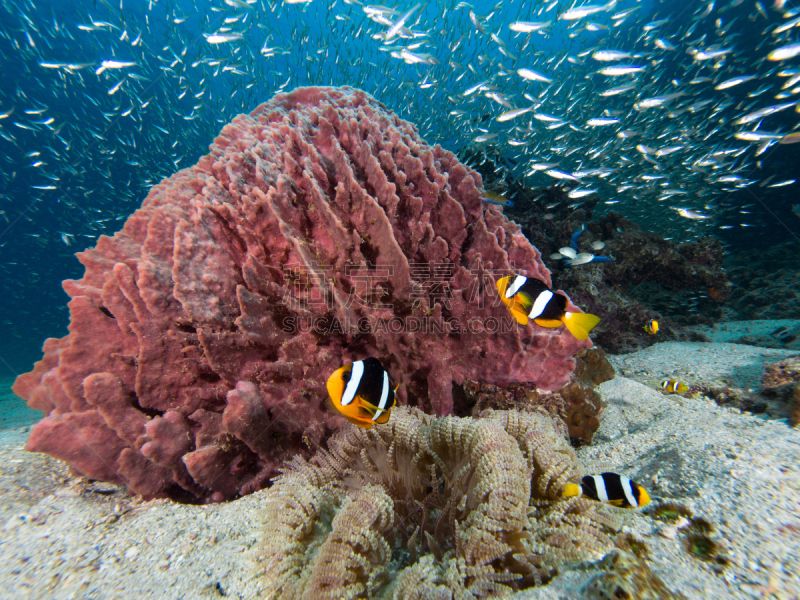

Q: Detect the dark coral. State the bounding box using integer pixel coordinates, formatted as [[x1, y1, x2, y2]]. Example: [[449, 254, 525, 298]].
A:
[[505, 198, 727, 353], [553, 215, 728, 353], [723, 240, 800, 321], [692, 383, 765, 415], [762, 355, 800, 389]]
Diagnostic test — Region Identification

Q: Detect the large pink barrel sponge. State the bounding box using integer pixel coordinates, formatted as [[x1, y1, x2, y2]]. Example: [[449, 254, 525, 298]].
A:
[[13, 86, 590, 502]]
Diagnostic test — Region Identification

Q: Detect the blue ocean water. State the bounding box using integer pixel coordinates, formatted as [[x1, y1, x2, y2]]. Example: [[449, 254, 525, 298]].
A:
[[0, 0, 799, 394]]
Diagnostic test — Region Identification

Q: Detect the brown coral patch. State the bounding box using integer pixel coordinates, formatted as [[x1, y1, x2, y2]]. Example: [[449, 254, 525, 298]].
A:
[[762, 355, 800, 389], [647, 502, 693, 523], [574, 346, 616, 387], [455, 347, 613, 446], [255, 407, 620, 599], [761, 355, 800, 426]]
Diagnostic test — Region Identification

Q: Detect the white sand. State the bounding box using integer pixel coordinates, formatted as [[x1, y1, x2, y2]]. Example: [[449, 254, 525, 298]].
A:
[[518, 376, 800, 599], [0, 425, 264, 599], [608, 340, 797, 392], [1, 341, 799, 599]]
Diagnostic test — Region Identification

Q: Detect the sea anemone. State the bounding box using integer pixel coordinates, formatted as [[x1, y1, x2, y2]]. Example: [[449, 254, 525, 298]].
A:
[[254, 407, 621, 598]]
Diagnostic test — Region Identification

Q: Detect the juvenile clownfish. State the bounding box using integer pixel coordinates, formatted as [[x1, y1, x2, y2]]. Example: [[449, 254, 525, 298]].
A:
[[661, 379, 688, 394], [644, 319, 659, 334], [496, 274, 601, 341], [562, 473, 651, 509], [326, 357, 397, 429]]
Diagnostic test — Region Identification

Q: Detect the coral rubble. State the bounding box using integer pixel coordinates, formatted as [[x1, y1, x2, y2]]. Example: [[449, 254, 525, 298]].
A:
[[255, 407, 619, 598], [586, 549, 687, 600], [13, 86, 590, 501]]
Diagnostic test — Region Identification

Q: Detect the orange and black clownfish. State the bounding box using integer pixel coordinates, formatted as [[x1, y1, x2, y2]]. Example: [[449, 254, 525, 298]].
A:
[[661, 379, 689, 394], [326, 357, 397, 429], [644, 319, 659, 334], [562, 472, 651, 509], [496, 274, 601, 341]]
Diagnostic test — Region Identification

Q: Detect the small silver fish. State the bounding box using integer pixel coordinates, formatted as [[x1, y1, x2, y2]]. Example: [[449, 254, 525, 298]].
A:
[[591, 50, 632, 62], [769, 42, 800, 61], [586, 117, 620, 126], [517, 68, 552, 83], [204, 32, 243, 44], [497, 107, 532, 122], [560, 0, 617, 21], [509, 21, 551, 32], [545, 169, 581, 181], [674, 208, 710, 220], [600, 65, 646, 76]]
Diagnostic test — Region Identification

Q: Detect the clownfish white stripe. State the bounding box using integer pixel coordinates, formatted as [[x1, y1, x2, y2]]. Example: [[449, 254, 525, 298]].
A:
[[592, 475, 609, 502], [378, 371, 390, 409], [621, 476, 638, 508], [341, 360, 364, 406], [506, 275, 527, 299], [530, 290, 554, 318]]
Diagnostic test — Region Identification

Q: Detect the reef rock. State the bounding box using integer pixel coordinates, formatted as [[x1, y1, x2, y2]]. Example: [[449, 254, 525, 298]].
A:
[[761, 355, 800, 426], [548, 212, 725, 353], [13, 86, 589, 502], [724, 240, 800, 321], [455, 346, 615, 446]]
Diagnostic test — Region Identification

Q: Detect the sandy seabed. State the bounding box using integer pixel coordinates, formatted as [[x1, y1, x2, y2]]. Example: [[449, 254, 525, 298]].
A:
[[1, 339, 799, 600]]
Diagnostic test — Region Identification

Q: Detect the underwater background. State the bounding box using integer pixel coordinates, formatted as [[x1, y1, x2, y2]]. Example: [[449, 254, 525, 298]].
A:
[[1, 0, 800, 378], [2, 1, 800, 599]]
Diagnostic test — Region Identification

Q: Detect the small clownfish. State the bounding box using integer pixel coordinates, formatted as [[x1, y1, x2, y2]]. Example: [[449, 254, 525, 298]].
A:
[[644, 319, 659, 335], [496, 274, 601, 341], [562, 473, 651, 509], [661, 379, 688, 394], [326, 357, 397, 429]]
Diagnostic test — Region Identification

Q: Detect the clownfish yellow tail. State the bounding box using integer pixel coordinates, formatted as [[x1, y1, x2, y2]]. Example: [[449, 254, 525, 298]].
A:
[[562, 483, 582, 498], [562, 311, 601, 341], [637, 485, 651, 508]]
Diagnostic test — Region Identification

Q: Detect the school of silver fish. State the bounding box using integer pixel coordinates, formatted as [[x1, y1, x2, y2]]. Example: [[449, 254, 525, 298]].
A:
[[0, 0, 798, 262]]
